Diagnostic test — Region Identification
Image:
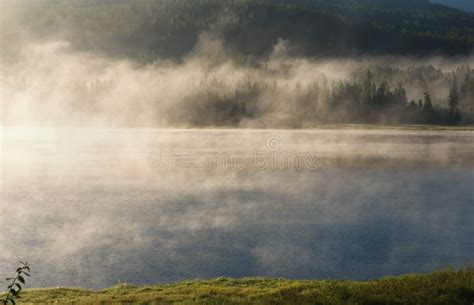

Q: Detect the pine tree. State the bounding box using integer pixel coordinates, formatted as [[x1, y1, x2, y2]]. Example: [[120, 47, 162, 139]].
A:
[[448, 88, 461, 123], [448, 88, 460, 113], [418, 99, 424, 110], [423, 92, 433, 110]]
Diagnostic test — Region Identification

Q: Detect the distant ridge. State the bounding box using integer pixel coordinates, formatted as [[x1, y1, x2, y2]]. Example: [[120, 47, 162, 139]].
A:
[[432, 0, 474, 12], [2, 0, 474, 61]]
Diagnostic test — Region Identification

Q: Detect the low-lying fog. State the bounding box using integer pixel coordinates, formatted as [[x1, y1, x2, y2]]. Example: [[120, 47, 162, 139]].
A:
[[1, 127, 473, 288], [2, 38, 474, 127], [1, 15, 474, 289], [1, 0, 474, 294]]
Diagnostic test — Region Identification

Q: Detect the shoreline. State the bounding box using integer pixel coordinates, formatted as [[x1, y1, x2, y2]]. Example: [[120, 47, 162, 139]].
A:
[[7, 267, 473, 304]]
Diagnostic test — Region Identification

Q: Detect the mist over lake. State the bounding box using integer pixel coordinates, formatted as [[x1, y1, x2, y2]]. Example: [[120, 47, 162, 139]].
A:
[[2, 2, 474, 302], [1, 127, 473, 288]]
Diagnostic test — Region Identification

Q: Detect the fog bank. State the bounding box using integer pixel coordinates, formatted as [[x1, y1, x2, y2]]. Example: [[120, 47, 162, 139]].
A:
[[2, 36, 474, 128]]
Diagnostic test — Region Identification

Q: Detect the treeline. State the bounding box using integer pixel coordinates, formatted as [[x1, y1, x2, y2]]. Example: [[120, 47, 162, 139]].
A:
[[41, 65, 474, 127], [2, 0, 474, 62], [179, 71, 470, 126]]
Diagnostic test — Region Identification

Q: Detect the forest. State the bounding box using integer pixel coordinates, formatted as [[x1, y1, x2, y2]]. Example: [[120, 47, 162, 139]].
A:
[[149, 65, 474, 127], [2, 0, 474, 62], [1, 0, 474, 127], [184, 67, 473, 126], [8, 60, 471, 127]]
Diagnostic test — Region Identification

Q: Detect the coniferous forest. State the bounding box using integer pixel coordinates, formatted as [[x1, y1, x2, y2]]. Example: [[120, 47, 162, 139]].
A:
[[3, 0, 474, 61], [1, 0, 474, 127]]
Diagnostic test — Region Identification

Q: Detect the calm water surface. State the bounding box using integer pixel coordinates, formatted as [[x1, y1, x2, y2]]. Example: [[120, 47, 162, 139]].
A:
[[1, 127, 473, 288]]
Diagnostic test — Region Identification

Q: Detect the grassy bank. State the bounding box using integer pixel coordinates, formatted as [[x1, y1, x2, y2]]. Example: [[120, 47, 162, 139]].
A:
[[6, 267, 474, 305]]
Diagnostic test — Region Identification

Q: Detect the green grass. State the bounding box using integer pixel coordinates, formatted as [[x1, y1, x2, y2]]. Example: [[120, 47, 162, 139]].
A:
[[5, 267, 474, 305]]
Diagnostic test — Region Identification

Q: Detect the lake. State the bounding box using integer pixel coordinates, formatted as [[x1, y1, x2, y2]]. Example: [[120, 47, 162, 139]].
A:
[[1, 127, 473, 288]]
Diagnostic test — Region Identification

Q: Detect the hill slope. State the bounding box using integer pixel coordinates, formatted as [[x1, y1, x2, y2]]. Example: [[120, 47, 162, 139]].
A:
[[8, 268, 474, 305], [432, 0, 474, 12], [2, 0, 474, 61]]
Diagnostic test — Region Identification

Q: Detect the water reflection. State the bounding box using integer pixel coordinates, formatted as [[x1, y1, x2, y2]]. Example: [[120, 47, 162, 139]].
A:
[[1, 128, 473, 288]]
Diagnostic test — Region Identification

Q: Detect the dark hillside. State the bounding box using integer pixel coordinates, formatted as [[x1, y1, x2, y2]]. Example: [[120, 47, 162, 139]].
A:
[[1, 0, 474, 62], [432, 0, 474, 12]]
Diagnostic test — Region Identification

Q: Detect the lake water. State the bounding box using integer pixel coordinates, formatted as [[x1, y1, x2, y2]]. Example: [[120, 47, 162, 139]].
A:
[[1, 127, 473, 288]]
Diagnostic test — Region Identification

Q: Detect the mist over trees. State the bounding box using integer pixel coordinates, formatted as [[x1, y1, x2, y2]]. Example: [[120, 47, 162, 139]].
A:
[[168, 67, 473, 126], [8, 55, 472, 127], [1, 0, 474, 127]]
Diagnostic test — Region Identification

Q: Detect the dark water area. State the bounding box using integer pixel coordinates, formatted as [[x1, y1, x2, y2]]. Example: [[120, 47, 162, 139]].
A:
[[1, 128, 473, 288]]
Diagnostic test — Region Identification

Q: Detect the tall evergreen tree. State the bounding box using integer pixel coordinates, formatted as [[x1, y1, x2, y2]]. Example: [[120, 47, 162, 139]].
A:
[[423, 92, 433, 110], [448, 88, 461, 123], [448, 88, 460, 112]]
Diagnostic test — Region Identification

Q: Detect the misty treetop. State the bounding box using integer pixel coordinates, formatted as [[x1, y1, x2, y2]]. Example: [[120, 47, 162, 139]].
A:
[[180, 68, 470, 127], [8, 57, 471, 127], [2, 0, 474, 62]]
